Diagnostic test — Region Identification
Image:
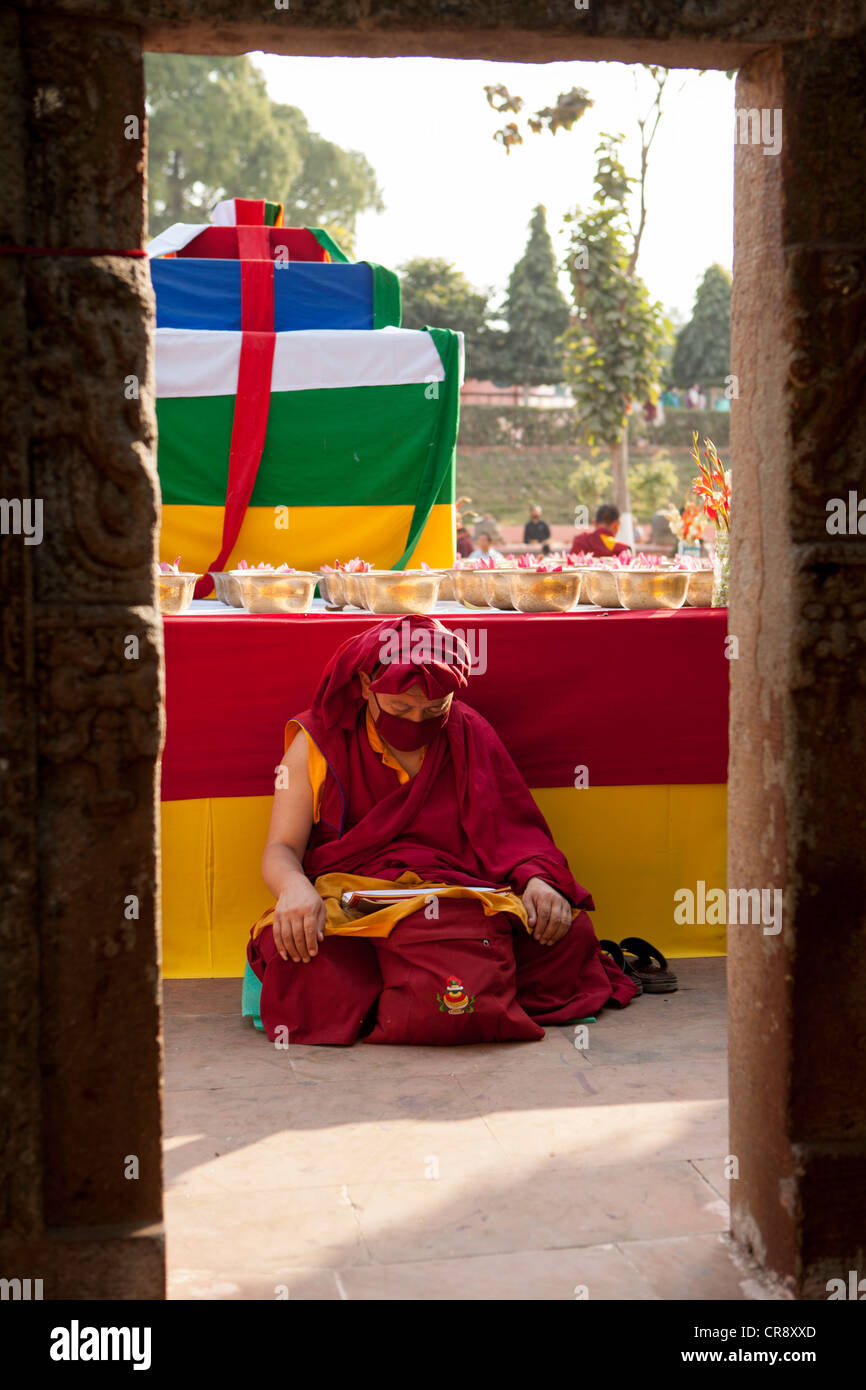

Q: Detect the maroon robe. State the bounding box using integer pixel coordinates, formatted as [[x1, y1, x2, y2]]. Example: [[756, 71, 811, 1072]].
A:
[[570, 526, 632, 558], [248, 617, 637, 1043]]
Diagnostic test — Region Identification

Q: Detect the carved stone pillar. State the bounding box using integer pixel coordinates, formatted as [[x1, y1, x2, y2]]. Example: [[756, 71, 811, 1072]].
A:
[[729, 40, 866, 1297], [0, 10, 164, 1298]]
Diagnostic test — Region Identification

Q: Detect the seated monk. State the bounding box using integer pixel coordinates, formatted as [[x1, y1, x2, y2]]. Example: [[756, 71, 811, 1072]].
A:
[[570, 503, 633, 559], [247, 616, 637, 1045]]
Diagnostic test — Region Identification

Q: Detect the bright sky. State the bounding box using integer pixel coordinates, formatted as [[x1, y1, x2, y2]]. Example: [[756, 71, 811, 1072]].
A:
[[253, 55, 735, 321]]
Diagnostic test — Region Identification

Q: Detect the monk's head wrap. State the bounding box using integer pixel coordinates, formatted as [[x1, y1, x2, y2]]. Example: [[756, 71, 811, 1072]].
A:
[[311, 616, 471, 730]]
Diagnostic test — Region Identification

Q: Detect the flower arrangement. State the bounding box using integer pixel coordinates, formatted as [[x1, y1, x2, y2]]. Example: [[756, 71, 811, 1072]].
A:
[[689, 432, 731, 532], [659, 502, 708, 546], [157, 556, 183, 574]]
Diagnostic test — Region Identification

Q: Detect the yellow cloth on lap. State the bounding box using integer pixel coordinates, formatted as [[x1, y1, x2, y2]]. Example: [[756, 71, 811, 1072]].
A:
[[251, 870, 529, 941]]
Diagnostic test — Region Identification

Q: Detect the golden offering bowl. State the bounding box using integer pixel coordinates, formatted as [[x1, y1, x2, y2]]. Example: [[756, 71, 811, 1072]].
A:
[[236, 571, 318, 614], [685, 570, 714, 607], [343, 572, 368, 608], [209, 570, 242, 607], [508, 569, 582, 613], [615, 568, 690, 611], [157, 571, 199, 615], [208, 570, 229, 604], [318, 570, 347, 607], [222, 571, 254, 607], [361, 570, 443, 615], [585, 569, 624, 608], [452, 569, 491, 608], [438, 571, 456, 602], [480, 568, 518, 610]]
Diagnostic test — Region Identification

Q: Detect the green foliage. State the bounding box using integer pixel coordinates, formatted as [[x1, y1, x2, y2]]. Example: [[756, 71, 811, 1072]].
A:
[[628, 407, 730, 449], [671, 263, 732, 386], [145, 54, 383, 242], [628, 454, 681, 519], [562, 135, 671, 447], [398, 258, 502, 380], [458, 403, 728, 454], [567, 455, 613, 518], [495, 206, 571, 388], [456, 443, 722, 526], [459, 405, 580, 448]]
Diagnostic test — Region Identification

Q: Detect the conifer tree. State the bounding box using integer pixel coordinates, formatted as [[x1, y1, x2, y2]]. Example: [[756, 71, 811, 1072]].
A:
[[498, 206, 571, 394]]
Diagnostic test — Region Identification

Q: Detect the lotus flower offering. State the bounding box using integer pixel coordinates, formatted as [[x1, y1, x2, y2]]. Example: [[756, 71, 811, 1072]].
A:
[[338, 558, 375, 608], [235, 569, 317, 614], [672, 554, 714, 607], [196, 545, 717, 618], [509, 566, 583, 613], [156, 558, 199, 614]]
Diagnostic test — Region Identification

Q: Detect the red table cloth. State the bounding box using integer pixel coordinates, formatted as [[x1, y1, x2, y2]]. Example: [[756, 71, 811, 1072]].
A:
[[161, 608, 729, 801]]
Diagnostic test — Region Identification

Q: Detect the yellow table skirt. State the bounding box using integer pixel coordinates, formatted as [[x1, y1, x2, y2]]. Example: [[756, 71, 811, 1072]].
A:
[[160, 785, 727, 978]]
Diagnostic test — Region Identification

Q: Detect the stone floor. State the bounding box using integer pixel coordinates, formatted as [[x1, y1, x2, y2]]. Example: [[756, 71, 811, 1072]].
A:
[[163, 957, 781, 1300]]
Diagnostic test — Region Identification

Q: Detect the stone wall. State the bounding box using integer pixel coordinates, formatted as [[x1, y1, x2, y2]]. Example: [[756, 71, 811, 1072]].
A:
[[0, 10, 165, 1298]]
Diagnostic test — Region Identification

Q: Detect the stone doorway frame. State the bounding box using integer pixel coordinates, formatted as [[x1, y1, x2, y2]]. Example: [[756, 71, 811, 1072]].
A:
[[2, 3, 864, 1301]]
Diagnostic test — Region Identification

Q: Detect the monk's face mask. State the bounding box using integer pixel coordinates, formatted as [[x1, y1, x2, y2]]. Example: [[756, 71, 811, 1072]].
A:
[[371, 693, 450, 750]]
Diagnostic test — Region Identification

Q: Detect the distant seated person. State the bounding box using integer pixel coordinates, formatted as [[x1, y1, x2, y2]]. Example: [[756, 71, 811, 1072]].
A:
[[469, 531, 505, 562], [456, 524, 474, 558], [523, 505, 551, 555], [650, 510, 676, 554], [570, 504, 633, 559], [247, 617, 637, 1045]]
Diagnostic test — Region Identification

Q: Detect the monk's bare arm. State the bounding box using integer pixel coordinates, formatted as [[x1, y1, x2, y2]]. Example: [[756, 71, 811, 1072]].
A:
[[261, 734, 326, 964]]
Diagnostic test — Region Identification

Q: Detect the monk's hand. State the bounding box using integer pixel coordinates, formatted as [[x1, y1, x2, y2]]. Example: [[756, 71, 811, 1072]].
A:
[[272, 874, 327, 964], [522, 876, 573, 946]]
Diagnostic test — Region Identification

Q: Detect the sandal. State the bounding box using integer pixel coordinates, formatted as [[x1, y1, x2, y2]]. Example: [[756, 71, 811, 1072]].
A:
[[619, 937, 678, 993], [600, 939, 643, 995]]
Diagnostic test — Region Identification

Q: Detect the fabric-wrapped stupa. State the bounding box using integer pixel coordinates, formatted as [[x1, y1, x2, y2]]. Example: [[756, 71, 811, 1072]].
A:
[[149, 197, 461, 589]]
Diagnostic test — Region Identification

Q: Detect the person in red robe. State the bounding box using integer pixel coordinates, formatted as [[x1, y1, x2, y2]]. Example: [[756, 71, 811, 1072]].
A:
[[570, 504, 633, 559], [247, 616, 637, 1045]]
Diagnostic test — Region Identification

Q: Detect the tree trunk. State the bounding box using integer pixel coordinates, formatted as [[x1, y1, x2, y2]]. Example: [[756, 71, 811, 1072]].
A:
[[610, 432, 630, 513], [610, 433, 637, 547]]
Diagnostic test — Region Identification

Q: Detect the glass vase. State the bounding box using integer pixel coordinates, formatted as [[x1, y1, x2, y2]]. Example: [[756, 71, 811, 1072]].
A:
[[712, 530, 730, 608]]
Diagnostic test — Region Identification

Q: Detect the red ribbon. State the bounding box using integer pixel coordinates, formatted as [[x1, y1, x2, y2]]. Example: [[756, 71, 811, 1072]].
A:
[[194, 258, 276, 599], [235, 199, 266, 226]]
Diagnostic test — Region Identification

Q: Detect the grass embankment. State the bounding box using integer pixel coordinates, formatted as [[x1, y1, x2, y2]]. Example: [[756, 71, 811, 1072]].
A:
[[456, 444, 729, 526]]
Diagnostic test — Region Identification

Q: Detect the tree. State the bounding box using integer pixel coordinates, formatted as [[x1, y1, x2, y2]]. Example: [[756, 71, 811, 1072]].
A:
[[398, 258, 502, 380], [562, 135, 671, 515], [628, 454, 680, 520], [671, 264, 732, 387], [485, 68, 673, 520], [568, 455, 613, 520], [496, 206, 571, 396], [274, 105, 384, 250], [145, 55, 383, 247]]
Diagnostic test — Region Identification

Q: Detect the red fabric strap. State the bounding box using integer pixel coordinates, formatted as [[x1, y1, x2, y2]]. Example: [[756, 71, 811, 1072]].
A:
[[193, 259, 275, 598], [235, 199, 266, 225], [237, 225, 271, 260], [178, 227, 327, 261]]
